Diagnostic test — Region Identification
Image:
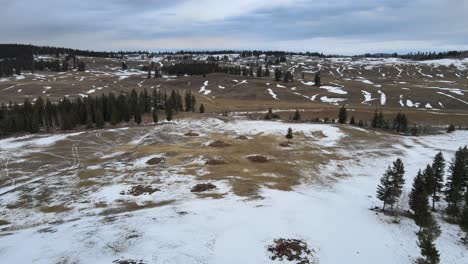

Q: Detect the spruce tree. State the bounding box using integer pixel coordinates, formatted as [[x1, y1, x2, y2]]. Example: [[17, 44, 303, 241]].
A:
[[445, 147, 467, 216], [292, 109, 300, 121], [428, 152, 445, 211], [286, 127, 293, 142], [416, 215, 441, 264], [410, 170, 432, 228], [338, 106, 347, 124], [95, 109, 104, 128], [350, 116, 355, 125], [377, 166, 395, 212], [390, 158, 406, 211], [134, 104, 142, 124], [314, 71, 321, 86], [199, 104, 205, 114], [152, 109, 158, 123], [460, 192, 468, 244], [166, 107, 173, 121]]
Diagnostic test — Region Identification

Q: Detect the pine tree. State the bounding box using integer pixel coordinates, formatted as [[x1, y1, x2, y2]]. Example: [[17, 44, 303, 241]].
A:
[[286, 127, 293, 142], [445, 147, 467, 216], [199, 104, 205, 114], [166, 107, 173, 121], [152, 109, 158, 123], [350, 116, 355, 125], [428, 152, 445, 211], [95, 109, 104, 128], [416, 215, 441, 264], [314, 71, 321, 86], [377, 166, 395, 212], [134, 104, 142, 124], [292, 109, 300, 121], [410, 170, 432, 228], [460, 191, 468, 244], [257, 66, 263, 77], [338, 106, 347, 124], [147, 66, 151, 79], [391, 158, 405, 211]]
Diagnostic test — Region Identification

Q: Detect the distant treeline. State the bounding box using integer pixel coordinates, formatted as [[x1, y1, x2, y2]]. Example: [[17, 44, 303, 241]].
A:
[[0, 89, 197, 136], [363, 51, 468, 61]]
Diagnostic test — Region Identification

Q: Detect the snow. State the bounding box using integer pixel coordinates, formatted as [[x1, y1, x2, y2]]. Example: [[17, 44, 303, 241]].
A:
[[320, 96, 346, 105], [199, 81, 211, 95], [218, 86, 225, 89], [86, 89, 96, 94], [276, 84, 286, 88], [436, 92, 468, 105], [377, 90, 386, 105], [1, 121, 467, 264], [267, 89, 278, 100], [0, 132, 83, 151], [425, 103, 433, 109], [361, 91, 375, 104], [301, 81, 315, 86], [320, 86, 347, 95]]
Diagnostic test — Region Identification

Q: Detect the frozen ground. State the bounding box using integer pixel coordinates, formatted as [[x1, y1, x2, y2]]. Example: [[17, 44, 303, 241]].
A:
[[0, 118, 467, 263]]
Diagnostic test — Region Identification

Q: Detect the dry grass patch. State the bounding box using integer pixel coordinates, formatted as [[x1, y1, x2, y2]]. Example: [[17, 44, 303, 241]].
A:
[[78, 168, 105, 180], [40, 205, 72, 213]]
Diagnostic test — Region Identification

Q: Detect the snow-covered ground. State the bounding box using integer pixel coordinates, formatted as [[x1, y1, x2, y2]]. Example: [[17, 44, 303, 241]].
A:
[[1, 119, 466, 263]]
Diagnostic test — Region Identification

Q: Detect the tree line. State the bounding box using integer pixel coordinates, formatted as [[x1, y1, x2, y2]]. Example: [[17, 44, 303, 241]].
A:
[[0, 89, 200, 136], [376, 147, 468, 263]]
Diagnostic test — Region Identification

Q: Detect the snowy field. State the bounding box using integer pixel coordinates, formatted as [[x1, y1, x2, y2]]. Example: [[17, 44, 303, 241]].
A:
[[0, 118, 467, 263]]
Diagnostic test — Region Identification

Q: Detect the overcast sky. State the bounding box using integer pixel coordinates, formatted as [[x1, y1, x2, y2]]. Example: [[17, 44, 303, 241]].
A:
[[1, 0, 467, 54]]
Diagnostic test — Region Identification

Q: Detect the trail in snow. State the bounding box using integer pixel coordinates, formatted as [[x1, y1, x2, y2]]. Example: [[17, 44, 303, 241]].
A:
[[267, 89, 278, 100]]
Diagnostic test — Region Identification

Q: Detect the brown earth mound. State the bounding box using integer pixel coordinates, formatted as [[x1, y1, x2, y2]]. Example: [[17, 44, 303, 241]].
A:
[[146, 157, 165, 165], [236, 135, 249, 140], [121, 185, 160, 196], [113, 260, 145, 264], [205, 159, 227, 165], [279, 141, 291, 147], [185, 132, 199, 137], [191, 183, 217, 192], [267, 238, 317, 264], [208, 140, 231, 147], [247, 155, 269, 163]]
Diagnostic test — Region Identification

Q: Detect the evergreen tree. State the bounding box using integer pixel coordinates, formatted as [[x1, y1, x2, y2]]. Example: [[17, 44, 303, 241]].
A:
[[95, 109, 104, 128], [199, 104, 205, 114], [428, 152, 445, 211], [445, 146, 468, 216], [256, 66, 263, 77], [134, 104, 142, 124], [147, 66, 151, 79], [152, 109, 158, 123], [416, 216, 441, 264], [338, 106, 347, 124], [274, 68, 282, 81], [410, 170, 432, 228], [166, 107, 173, 121], [377, 166, 395, 212], [391, 158, 406, 211], [460, 192, 468, 244], [286, 127, 293, 142], [314, 71, 321, 86], [350, 116, 355, 125], [292, 109, 300, 121]]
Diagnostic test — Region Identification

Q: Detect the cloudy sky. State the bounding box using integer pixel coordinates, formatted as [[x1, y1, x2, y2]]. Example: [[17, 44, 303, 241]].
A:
[[1, 0, 467, 54]]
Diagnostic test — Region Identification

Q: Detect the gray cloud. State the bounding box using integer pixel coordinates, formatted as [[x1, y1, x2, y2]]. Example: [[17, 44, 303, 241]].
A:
[[0, 0, 467, 54]]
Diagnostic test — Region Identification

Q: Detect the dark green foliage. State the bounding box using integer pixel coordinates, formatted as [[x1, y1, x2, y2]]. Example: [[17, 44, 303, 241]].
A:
[[264, 108, 279, 120], [429, 152, 445, 211], [274, 68, 283, 82], [350, 116, 355, 125], [283, 71, 293, 83], [152, 109, 158, 123], [338, 106, 347, 124], [286, 127, 293, 142], [447, 125, 455, 133], [0, 89, 190, 136], [199, 104, 205, 114], [377, 166, 394, 212], [416, 216, 441, 264], [377, 158, 406, 212], [371, 110, 386, 129], [393, 112, 408, 133], [460, 193, 468, 244], [409, 170, 432, 228], [292, 109, 300, 121], [445, 146, 468, 216], [314, 71, 321, 86], [166, 107, 173, 121]]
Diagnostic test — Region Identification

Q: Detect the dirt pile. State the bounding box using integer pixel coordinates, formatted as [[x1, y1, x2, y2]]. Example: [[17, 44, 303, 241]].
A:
[[146, 157, 165, 165], [184, 132, 199, 137], [267, 238, 317, 264], [236, 135, 249, 140], [247, 155, 269, 163], [191, 183, 217, 192], [208, 140, 231, 147], [113, 260, 145, 264], [121, 185, 160, 196], [205, 158, 226, 165]]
